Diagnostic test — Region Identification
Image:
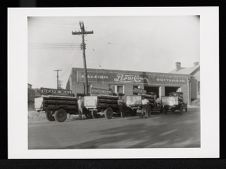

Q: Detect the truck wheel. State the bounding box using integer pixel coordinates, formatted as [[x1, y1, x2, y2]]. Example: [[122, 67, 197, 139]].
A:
[[131, 109, 137, 116], [162, 107, 167, 114], [46, 111, 55, 121], [83, 108, 92, 119], [179, 106, 183, 114], [54, 109, 67, 122], [85, 112, 92, 119], [104, 107, 113, 119]]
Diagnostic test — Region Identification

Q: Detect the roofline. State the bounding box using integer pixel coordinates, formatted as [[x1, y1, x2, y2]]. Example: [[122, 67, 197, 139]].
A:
[[190, 65, 200, 75], [72, 67, 190, 77]]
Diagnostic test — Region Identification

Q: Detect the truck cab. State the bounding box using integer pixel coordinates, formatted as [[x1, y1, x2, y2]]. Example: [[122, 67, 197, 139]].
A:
[[161, 92, 187, 114]]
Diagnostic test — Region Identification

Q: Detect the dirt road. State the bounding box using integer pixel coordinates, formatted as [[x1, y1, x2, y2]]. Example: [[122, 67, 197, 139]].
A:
[[28, 107, 200, 149]]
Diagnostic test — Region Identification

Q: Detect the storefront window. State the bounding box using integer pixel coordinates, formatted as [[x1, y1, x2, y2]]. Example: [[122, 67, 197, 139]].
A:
[[109, 84, 115, 93], [116, 85, 124, 94], [133, 85, 139, 95], [108, 84, 124, 94]]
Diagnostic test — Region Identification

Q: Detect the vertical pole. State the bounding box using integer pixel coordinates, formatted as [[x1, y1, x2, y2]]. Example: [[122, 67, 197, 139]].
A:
[[56, 71, 59, 89], [72, 21, 93, 95], [54, 69, 61, 89], [81, 31, 89, 95]]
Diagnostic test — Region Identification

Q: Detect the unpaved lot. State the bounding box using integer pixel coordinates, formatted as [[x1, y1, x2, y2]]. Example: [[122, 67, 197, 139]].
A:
[[28, 107, 200, 149]]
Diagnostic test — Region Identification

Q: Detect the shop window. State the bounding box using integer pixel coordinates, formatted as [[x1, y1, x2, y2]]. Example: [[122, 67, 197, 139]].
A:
[[115, 85, 124, 94], [133, 85, 139, 95], [109, 84, 115, 93]]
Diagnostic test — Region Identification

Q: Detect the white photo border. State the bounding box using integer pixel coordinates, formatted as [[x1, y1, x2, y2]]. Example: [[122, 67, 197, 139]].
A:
[[8, 7, 219, 159]]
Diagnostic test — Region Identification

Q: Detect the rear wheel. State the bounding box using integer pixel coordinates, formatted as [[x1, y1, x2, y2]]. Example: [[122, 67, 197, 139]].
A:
[[104, 107, 113, 119], [84, 111, 92, 119], [162, 107, 168, 114], [46, 110, 55, 121], [179, 106, 183, 114], [83, 108, 92, 119], [54, 109, 67, 122]]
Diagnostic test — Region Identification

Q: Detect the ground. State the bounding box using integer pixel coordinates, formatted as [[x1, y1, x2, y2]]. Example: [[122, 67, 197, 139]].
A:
[[28, 106, 200, 149]]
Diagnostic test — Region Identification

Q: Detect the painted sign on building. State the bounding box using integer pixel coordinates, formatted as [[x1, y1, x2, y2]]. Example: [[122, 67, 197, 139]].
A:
[[40, 88, 73, 96], [77, 71, 187, 85], [113, 74, 148, 83], [90, 87, 113, 95]]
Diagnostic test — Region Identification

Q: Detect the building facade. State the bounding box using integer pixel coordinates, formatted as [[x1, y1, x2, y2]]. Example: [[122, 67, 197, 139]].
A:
[[66, 68, 195, 104], [170, 62, 200, 101]]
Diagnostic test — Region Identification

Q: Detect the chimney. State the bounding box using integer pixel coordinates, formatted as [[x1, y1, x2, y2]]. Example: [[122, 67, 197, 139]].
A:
[[193, 62, 199, 66], [175, 62, 181, 71]]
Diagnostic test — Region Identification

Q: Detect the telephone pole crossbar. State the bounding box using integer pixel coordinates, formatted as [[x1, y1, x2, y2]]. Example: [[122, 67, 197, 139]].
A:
[[72, 21, 94, 95]]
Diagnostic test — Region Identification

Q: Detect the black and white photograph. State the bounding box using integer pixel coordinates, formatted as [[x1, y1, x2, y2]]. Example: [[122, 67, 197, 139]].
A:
[[8, 7, 219, 158], [28, 15, 200, 149]]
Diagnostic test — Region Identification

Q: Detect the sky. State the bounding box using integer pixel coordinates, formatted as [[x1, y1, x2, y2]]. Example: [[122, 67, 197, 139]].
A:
[[28, 16, 200, 89]]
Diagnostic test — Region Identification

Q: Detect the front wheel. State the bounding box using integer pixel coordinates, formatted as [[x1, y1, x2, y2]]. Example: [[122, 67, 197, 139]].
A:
[[83, 108, 92, 119], [162, 107, 168, 114], [104, 107, 113, 119], [179, 106, 183, 114], [46, 110, 55, 121], [54, 109, 67, 122]]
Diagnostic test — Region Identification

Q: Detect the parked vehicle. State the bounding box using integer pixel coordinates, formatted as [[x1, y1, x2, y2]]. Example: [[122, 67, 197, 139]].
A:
[[161, 92, 187, 114], [125, 93, 159, 117], [84, 95, 119, 119], [35, 95, 79, 122]]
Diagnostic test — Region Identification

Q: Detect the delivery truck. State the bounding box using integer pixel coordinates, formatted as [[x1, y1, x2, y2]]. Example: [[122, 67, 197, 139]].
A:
[[34, 88, 81, 122], [161, 92, 187, 114], [35, 95, 79, 122], [84, 95, 119, 119], [125, 93, 160, 117]]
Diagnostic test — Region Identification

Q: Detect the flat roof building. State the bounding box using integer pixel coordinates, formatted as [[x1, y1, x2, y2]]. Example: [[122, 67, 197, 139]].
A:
[[66, 67, 197, 105]]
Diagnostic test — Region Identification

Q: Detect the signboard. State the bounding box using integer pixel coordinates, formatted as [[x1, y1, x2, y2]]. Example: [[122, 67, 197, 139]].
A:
[[133, 88, 147, 94], [161, 96, 179, 106], [77, 70, 188, 85], [40, 88, 73, 96], [90, 87, 113, 95], [114, 74, 148, 83], [84, 96, 97, 109]]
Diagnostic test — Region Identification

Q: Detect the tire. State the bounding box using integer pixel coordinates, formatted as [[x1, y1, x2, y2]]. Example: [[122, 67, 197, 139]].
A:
[[104, 107, 113, 119], [171, 108, 175, 113], [54, 109, 67, 122], [179, 106, 183, 114], [84, 111, 92, 119], [46, 111, 55, 121], [162, 107, 167, 114], [83, 108, 92, 119]]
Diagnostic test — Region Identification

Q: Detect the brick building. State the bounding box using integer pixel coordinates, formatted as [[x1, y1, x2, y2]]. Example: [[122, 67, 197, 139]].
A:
[[66, 67, 196, 104]]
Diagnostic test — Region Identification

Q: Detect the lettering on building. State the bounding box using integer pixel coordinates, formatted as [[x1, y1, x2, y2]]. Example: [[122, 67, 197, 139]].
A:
[[78, 71, 187, 84], [40, 88, 72, 96]]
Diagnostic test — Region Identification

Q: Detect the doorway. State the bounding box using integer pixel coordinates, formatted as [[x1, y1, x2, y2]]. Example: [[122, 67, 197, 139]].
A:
[[144, 86, 159, 97], [165, 86, 180, 96]]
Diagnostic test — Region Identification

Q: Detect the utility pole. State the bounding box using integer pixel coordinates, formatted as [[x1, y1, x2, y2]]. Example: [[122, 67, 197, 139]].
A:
[[72, 21, 93, 95], [54, 69, 62, 89]]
